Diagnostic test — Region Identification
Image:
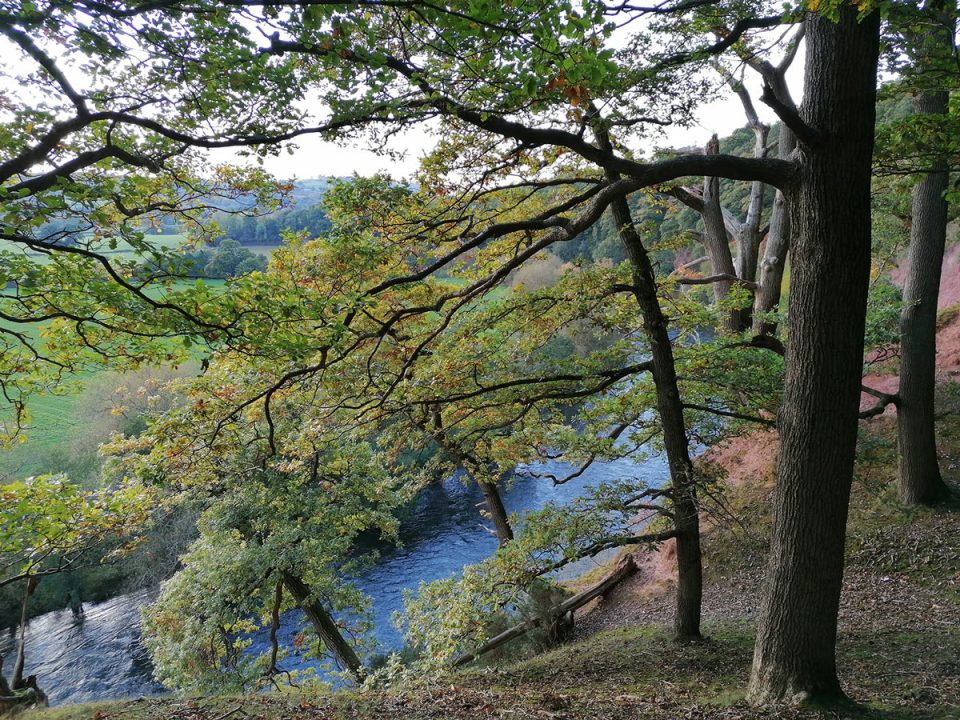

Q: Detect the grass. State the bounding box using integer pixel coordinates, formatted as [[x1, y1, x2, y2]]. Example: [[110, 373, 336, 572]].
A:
[[22, 621, 959, 719], [0, 234, 188, 266], [0, 274, 227, 482], [0, 390, 86, 480], [0, 228, 240, 482]]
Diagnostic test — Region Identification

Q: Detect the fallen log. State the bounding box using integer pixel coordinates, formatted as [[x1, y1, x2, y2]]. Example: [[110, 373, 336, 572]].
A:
[[452, 554, 639, 667]]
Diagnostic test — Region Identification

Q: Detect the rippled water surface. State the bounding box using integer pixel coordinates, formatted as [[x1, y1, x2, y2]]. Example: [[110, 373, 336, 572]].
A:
[[0, 589, 163, 705], [2, 454, 667, 705]]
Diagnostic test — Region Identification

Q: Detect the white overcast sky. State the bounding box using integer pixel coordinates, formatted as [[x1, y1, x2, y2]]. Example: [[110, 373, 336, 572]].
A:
[[240, 47, 806, 182]]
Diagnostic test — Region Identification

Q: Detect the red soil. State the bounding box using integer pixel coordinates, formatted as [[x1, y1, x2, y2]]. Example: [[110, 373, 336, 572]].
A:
[[580, 242, 960, 627]]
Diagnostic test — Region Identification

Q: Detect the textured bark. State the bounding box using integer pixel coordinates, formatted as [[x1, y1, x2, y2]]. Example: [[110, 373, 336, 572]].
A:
[[750, 45, 800, 337], [701, 136, 739, 332], [747, 7, 880, 705], [282, 572, 363, 681], [612, 195, 702, 640], [898, 1, 954, 506], [479, 480, 514, 545]]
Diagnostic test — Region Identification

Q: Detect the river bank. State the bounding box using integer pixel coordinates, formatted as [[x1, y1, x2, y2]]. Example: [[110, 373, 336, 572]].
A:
[[15, 283, 960, 717], [24, 406, 960, 718], [2, 451, 667, 707]]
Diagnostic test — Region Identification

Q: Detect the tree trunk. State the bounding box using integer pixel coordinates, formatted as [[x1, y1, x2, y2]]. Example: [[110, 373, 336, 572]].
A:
[[266, 581, 283, 676], [12, 576, 38, 690], [453, 555, 638, 666], [747, 7, 880, 706], [0, 655, 11, 696], [702, 135, 740, 332], [612, 195, 702, 640], [479, 480, 514, 545], [281, 572, 364, 682], [898, 1, 954, 506], [737, 122, 769, 329], [413, 414, 515, 545], [752, 76, 798, 336]]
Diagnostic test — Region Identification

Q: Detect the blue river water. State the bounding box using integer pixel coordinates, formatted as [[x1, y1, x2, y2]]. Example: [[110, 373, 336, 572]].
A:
[[0, 453, 667, 706]]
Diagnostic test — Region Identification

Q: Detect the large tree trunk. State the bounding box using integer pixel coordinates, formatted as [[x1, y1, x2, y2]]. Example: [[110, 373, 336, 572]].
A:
[[898, 0, 954, 506], [281, 572, 364, 682], [747, 7, 880, 706], [611, 195, 702, 640]]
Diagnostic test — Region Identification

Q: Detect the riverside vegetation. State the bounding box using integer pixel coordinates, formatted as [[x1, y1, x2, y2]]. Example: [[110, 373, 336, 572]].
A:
[[22, 398, 960, 718], [0, 0, 959, 717]]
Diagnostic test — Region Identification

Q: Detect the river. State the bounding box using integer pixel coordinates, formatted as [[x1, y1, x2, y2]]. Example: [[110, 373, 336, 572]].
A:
[[0, 453, 667, 706]]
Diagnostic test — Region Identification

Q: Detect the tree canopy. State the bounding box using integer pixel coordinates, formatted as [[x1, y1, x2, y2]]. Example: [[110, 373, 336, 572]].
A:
[[0, 0, 956, 713]]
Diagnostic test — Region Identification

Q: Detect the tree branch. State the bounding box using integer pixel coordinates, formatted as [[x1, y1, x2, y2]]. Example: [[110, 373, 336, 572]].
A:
[[682, 402, 776, 426], [676, 273, 758, 290], [759, 81, 823, 147]]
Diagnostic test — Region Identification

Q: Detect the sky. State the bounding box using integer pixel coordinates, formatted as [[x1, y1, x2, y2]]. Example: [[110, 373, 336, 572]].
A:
[[240, 47, 806, 183]]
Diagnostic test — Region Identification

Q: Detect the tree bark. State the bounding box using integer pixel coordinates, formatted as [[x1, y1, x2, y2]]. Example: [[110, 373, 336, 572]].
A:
[[722, 69, 771, 330], [12, 576, 38, 690], [479, 480, 514, 545], [898, 0, 954, 506], [0, 654, 11, 696], [281, 572, 364, 682], [747, 6, 880, 706], [585, 99, 702, 641], [737, 121, 769, 329], [752, 60, 799, 336], [612, 195, 703, 640], [701, 136, 741, 332]]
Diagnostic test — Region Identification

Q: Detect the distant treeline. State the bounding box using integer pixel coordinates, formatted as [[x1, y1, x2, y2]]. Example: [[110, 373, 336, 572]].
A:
[[213, 203, 331, 246], [165, 239, 267, 279]]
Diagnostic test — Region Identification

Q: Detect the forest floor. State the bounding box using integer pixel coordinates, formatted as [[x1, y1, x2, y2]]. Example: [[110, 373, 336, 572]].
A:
[[24, 461, 960, 719], [22, 260, 960, 719]]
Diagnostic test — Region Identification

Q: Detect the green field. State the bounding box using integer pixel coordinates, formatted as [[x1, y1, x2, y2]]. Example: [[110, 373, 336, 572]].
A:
[[0, 232, 232, 483], [0, 234, 189, 266], [0, 390, 85, 480]]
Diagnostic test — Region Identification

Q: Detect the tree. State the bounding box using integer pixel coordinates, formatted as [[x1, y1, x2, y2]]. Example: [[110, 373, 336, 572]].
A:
[[0, 0, 321, 437], [0, 475, 152, 691], [106, 351, 417, 686], [203, 239, 268, 278], [746, 5, 882, 704], [159, 0, 802, 646], [62, 0, 887, 703], [893, 0, 956, 505]]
